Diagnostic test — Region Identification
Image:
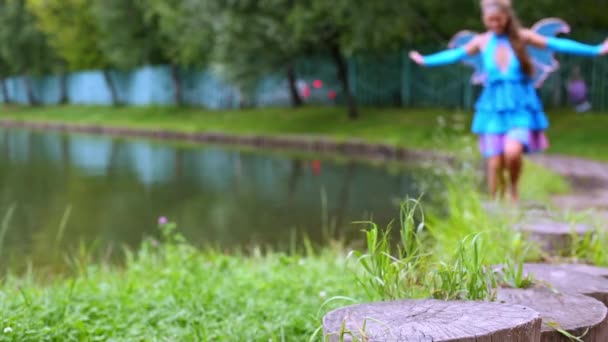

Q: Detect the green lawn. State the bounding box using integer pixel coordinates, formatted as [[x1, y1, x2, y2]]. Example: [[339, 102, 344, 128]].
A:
[[1, 105, 606, 160]]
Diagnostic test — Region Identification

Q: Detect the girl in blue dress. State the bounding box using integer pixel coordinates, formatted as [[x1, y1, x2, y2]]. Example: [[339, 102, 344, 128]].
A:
[[409, 0, 607, 202]]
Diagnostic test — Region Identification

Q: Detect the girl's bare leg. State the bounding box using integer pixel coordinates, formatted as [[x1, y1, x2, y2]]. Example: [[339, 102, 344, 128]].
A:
[[487, 155, 506, 199], [504, 140, 524, 203]]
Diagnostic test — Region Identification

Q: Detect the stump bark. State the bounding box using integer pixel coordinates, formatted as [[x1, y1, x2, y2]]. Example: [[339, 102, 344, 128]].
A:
[[523, 264, 608, 306], [515, 219, 593, 254], [497, 287, 608, 341], [323, 299, 541, 342]]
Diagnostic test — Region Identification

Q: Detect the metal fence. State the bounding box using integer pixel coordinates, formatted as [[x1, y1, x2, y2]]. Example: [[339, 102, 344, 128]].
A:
[[1, 52, 607, 111]]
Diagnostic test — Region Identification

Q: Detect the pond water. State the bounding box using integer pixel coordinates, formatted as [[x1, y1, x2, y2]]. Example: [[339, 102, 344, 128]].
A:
[[0, 128, 442, 271]]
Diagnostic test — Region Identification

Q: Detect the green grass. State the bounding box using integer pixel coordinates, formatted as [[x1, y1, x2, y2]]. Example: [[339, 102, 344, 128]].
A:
[[1, 105, 607, 160], [0, 172, 572, 341], [0, 207, 496, 341], [0, 241, 365, 341]]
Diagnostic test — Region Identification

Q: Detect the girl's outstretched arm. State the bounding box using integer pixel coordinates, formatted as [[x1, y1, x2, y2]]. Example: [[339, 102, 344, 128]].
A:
[[410, 35, 481, 67], [522, 29, 608, 56]]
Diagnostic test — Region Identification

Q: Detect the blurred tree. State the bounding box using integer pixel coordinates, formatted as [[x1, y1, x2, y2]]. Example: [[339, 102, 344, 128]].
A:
[[93, 0, 189, 105], [289, 0, 413, 119], [92, 0, 164, 69], [140, 0, 215, 105], [27, 0, 120, 105], [0, 0, 54, 105], [0, 55, 11, 104], [405, 0, 608, 43], [210, 0, 306, 108]]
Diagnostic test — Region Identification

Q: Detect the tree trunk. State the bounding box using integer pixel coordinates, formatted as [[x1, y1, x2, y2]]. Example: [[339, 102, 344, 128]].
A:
[[170, 64, 183, 106], [23, 74, 38, 106], [102, 69, 119, 106], [286, 64, 302, 108], [0, 79, 9, 104], [58, 72, 69, 104], [330, 45, 359, 120]]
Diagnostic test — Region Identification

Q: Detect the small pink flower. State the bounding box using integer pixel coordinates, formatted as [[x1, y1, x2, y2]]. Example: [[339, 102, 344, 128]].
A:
[[301, 85, 311, 98], [312, 80, 323, 89], [158, 216, 168, 225], [328, 90, 337, 100]]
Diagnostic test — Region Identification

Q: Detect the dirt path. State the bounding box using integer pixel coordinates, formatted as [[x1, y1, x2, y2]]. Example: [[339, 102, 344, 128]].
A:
[[531, 155, 608, 212]]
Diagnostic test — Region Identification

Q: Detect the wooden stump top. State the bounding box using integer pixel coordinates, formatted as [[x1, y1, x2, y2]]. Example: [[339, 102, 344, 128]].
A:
[[516, 220, 594, 254], [554, 263, 608, 279], [323, 299, 541, 342], [523, 264, 608, 305], [497, 287, 608, 341], [517, 220, 593, 235]]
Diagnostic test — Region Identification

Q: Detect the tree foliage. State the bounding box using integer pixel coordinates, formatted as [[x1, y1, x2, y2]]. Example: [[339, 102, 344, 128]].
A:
[[209, 0, 307, 106], [92, 0, 165, 70], [142, 0, 215, 67], [27, 0, 106, 71], [0, 0, 55, 104], [287, 0, 414, 118]]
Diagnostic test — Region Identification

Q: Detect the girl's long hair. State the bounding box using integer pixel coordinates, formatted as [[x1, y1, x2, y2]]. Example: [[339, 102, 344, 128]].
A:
[[483, 0, 534, 77]]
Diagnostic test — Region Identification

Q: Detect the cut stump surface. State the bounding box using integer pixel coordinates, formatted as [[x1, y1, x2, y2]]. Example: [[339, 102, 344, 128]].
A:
[[516, 219, 593, 254], [498, 287, 608, 341], [323, 299, 541, 342], [523, 264, 608, 306], [553, 263, 608, 279]]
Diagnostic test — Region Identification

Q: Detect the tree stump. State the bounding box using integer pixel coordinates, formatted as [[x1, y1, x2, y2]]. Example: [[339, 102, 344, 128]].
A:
[[515, 219, 593, 254], [482, 201, 517, 216], [553, 263, 608, 279], [497, 287, 608, 341], [600, 211, 608, 229], [524, 209, 555, 219], [323, 300, 541, 341], [523, 264, 608, 306]]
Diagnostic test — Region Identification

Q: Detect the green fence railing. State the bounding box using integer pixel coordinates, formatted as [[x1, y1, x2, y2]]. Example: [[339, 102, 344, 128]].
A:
[[295, 51, 608, 111], [3, 51, 608, 111]]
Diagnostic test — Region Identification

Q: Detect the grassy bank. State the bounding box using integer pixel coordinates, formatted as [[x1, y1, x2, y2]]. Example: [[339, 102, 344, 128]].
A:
[[0, 240, 366, 341], [1, 105, 607, 161], [0, 132, 590, 340], [0, 180, 603, 341]]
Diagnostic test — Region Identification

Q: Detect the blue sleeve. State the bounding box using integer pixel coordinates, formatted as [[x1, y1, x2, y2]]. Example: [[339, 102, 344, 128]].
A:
[[546, 37, 602, 57], [423, 48, 468, 67]]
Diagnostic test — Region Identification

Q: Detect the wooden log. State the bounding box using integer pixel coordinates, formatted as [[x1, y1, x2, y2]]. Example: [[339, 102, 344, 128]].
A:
[[523, 264, 608, 306], [515, 219, 593, 254], [323, 299, 542, 342], [497, 287, 608, 341]]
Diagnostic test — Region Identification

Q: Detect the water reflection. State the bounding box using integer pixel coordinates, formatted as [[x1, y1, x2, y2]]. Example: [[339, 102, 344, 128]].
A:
[[0, 129, 440, 270]]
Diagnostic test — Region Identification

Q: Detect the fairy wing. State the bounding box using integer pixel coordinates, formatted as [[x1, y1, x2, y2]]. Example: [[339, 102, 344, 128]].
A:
[[448, 30, 485, 84], [527, 18, 571, 88]]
